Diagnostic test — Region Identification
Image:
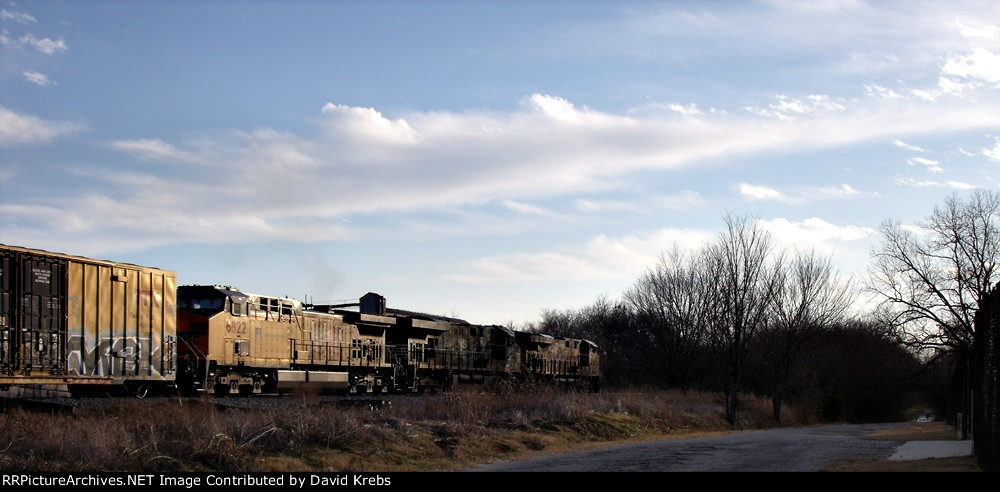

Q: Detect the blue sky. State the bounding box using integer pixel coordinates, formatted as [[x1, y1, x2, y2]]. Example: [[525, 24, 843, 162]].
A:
[[3, 1, 1000, 326]]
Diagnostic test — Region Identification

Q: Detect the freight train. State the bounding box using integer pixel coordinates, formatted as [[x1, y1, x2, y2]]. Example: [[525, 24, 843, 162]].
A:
[[0, 244, 600, 397]]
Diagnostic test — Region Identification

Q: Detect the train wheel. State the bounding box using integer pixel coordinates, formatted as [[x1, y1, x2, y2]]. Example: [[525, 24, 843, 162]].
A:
[[213, 382, 230, 397], [68, 385, 91, 398], [261, 377, 277, 394]]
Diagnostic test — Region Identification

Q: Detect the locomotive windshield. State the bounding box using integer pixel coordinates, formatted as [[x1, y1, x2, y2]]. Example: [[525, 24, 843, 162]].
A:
[[178, 285, 247, 316], [178, 297, 224, 313]]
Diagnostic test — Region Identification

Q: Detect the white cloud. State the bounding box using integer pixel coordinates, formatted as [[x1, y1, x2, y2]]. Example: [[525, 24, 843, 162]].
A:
[[18, 33, 67, 55], [908, 156, 944, 173], [908, 157, 939, 166], [954, 20, 999, 40], [895, 177, 940, 188], [984, 137, 1000, 162], [762, 217, 875, 243], [937, 76, 969, 96], [894, 177, 977, 190], [500, 199, 560, 219], [650, 191, 706, 210], [575, 198, 641, 213], [447, 228, 713, 285], [458, 251, 612, 283], [529, 94, 582, 122], [629, 101, 725, 118], [444, 217, 879, 290], [320, 103, 422, 147], [232, 128, 317, 169], [746, 94, 845, 120], [0, 106, 84, 146], [817, 184, 871, 198], [741, 183, 875, 203], [666, 103, 703, 116], [947, 181, 978, 190], [575, 191, 704, 213], [900, 223, 931, 236], [759, 217, 877, 274], [110, 138, 204, 164], [895, 139, 926, 152], [740, 183, 791, 202], [0, 9, 37, 24], [943, 48, 1000, 83], [22, 69, 53, 86], [7, 82, 1000, 251], [866, 84, 904, 100]]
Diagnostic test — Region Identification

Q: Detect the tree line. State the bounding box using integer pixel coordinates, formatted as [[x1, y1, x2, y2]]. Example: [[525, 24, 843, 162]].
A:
[[529, 190, 1000, 427]]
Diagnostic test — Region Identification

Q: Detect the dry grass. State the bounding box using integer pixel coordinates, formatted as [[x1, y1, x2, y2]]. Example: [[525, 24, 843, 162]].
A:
[[0, 388, 979, 472]]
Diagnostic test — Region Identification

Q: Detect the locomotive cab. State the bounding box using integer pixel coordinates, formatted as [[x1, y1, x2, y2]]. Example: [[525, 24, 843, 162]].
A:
[[176, 285, 256, 394], [178, 285, 247, 317]]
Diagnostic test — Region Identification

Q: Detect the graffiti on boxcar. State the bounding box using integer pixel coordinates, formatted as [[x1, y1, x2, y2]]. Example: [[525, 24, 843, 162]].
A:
[[65, 335, 167, 378]]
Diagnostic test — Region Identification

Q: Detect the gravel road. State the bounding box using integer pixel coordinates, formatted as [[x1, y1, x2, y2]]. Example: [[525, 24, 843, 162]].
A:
[[464, 422, 910, 472]]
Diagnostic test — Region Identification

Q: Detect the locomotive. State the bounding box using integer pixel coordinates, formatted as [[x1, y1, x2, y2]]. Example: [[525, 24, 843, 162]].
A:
[[176, 285, 600, 395], [1, 244, 600, 397]]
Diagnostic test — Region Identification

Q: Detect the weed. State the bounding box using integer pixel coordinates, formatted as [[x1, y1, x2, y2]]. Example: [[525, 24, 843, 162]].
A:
[[0, 389, 809, 472]]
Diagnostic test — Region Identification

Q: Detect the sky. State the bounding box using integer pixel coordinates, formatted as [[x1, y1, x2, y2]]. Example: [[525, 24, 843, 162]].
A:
[[3, 1, 1000, 327]]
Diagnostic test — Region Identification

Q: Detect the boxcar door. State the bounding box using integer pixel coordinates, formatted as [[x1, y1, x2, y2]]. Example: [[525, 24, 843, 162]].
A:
[[110, 268, 138, 377], [0, 250, 15, 375], [10, 253, 66, 374]]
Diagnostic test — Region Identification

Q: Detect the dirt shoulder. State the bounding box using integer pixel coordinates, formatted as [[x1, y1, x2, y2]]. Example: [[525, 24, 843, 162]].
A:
[[822, 421, 981, 472]]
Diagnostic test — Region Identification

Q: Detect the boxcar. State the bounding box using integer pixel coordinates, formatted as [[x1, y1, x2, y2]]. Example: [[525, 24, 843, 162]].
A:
[[0, 244, 177, 396]]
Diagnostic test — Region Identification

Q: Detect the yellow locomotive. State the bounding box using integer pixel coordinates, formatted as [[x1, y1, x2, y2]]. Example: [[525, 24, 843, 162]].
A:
[[176, 286, 600, 395]]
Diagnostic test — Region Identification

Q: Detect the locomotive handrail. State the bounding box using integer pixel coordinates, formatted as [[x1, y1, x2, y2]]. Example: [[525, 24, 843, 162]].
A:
[[406, 345, 489, 371], [291, 339, 387, 368]]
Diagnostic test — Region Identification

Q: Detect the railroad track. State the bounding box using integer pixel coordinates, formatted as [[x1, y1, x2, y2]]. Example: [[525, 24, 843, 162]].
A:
[[0, 396, 78, 414], [0, 392, 393, 414]]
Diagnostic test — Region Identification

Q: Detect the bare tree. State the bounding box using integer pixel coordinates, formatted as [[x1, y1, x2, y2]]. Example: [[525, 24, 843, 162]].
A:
[[867, 189, 1000, 356], [537, 296, 639, 388], [623, 246, 715, 390], [761, 248, 855, 423], [867, 189, 1000, 436], [707, 213, 784, 425]]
